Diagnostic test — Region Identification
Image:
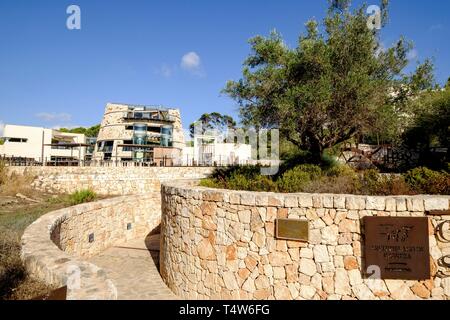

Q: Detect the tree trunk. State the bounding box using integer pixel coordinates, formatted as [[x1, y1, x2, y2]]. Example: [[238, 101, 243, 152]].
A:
[[309, 140, 324, 164]]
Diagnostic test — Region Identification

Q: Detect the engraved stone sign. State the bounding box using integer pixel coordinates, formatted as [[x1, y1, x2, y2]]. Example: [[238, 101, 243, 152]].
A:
[[364, 217, 430, 280], [276, 219, 309, 242]]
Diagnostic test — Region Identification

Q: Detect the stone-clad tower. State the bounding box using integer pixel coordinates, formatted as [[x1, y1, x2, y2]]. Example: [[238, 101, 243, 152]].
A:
[[94, 103, 185, 165]]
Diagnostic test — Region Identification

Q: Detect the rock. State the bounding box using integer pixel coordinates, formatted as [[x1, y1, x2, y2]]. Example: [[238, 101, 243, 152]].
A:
[[273, 266, 286, 279], [299, 259, 317, 277], [226, 245, 236, 261], [352, 283, 375, 300], [366, 197, 385, 211], [441, 278, 450, 296], [145, 234, 160, 251], [298, 195, 313, 208], [334, 269, 351, 295], [16, 193, 39, 203], [238, 210, 251, 224], [322, 276, 334, 294], [424, 198, 448, 211], [197, 238, 216, 260], [300, 248, 314, 259], [396, 199, 407, 212], [322, 195, 334, 208], [385, 198, 396, 211], [252, 231, 266, 248], [335, 245, 353, 256], [202, 216, 217, 230], [240, 193, 256, 206], [344, 256, 359, 270], [348, 269, 363, 286], [269, 252, 292, 267], [407, 198, 424, 212], [242, 278, 256, 293], [284, 196, 298, 208], [300, 285, 316, 299], [346, 196, 366, 210], [339, 219, 358, 233], [201, 201, 217, 216], [264, 265, 273, 277], [274, 286, 292, 300], [223, 272, 239, 290], [255, 275, 270, 289], [311, 274, 322, 290], [254, 288, 271, 300], [321, 225, 339, 244], [313, 245, 329, 263], [385, 280, 418, 300], [238, 268, 251, 280], [285, 264, 299, 283], [244, 255, 258, 271], [411, 283, 431, 299], [309, 229, 322, 245], [333, 196, 346, 209]]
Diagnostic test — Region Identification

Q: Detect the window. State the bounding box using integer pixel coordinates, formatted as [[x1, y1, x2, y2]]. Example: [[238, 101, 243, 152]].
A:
[[98, 141, 114, 153]]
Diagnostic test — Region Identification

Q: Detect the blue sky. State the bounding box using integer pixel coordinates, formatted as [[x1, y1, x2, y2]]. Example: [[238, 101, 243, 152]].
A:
[[0, 0, 449, 134]]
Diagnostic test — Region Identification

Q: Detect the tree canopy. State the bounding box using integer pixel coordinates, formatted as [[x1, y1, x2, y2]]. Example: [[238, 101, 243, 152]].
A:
[[189, 112, 236, 138], [224, 0, 434, 162], [58, 124, 101, 138]]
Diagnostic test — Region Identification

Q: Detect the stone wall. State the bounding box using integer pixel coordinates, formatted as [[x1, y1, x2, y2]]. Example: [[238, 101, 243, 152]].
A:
[[8, 166, 213, 195], [160, 181, 450, 300], [22, 194, 161, 299]]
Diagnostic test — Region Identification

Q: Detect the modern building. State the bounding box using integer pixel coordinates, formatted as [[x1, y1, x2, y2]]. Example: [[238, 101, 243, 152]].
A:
[[0, 124, 91, 164], [93, 103, 185, 166], [182, 134, 252, 166]]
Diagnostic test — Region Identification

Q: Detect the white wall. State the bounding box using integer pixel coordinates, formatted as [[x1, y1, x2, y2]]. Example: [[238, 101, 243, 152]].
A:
[[181, 141, 252, 165], [1, 125, 86, 161]]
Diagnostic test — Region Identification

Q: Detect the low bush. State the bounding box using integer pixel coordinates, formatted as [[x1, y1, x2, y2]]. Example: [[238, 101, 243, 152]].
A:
[[201, 165, 449, 195], [277, 165, 322, 193], [403, 167, 450, 195], [68, 189, 97, 205]]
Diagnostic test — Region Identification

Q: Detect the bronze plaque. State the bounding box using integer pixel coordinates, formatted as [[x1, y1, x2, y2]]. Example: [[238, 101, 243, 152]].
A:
[[364, 217, 430, 280], [276, 219, 309, 242]]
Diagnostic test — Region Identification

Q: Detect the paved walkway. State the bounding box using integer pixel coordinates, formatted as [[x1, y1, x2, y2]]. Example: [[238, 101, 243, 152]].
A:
[[87, 235, 177, 300]]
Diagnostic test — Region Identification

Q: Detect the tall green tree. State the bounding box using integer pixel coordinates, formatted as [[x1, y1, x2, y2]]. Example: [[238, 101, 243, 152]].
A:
[[224, 0, 433, 163], [189, 112, 236, 138], [404, 86, 450, 168]]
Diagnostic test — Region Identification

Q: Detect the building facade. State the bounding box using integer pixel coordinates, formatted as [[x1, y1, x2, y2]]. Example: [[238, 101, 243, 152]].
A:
[[182, 134, 252, 166], [93, 103, 185, 166], [0, 124, 89, 163]]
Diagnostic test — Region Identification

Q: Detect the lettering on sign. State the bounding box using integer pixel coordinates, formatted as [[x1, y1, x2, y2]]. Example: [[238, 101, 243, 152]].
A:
[[364, 217, 431, 280], [275, 219, 309, 242]]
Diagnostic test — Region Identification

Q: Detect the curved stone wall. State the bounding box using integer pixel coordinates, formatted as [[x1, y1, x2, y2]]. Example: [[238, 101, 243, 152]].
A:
[[160, 181, 450, 300], [22, 194, 161, 299]]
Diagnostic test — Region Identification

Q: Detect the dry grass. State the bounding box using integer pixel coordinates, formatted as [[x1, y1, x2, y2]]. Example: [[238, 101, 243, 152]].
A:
[[0, 164, 76, 300], [0, 228, 52, 300], [0, 161, 35, 197]]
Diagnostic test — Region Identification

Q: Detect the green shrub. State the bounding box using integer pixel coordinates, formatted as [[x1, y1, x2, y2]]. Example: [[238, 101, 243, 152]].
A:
[[277, 165, 322, 193], [68, 189, 97, 205], [325, 164, 357, 178], [403, 167, 450, 195]]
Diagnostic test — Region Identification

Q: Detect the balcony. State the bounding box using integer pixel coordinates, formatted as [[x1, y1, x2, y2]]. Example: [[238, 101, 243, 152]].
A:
[[123, 111, 176, 122]]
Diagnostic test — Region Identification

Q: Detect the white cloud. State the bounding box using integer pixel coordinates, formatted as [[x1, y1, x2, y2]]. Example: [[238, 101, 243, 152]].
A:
[[0, 121, 4, 137], [35, 112, 72, 122], [181, 52, 201, 70], [407, 49, 418, 61], [155, 64, 174, 78]]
